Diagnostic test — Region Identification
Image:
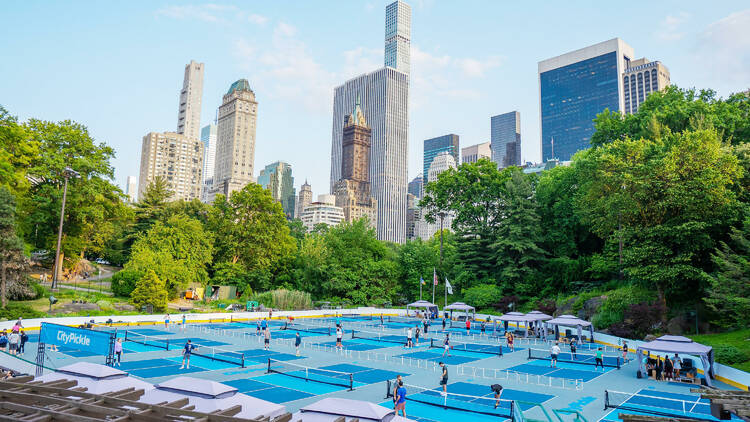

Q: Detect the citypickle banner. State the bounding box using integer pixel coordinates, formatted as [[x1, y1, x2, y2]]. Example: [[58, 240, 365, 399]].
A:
[[39, 322, 113, 355]]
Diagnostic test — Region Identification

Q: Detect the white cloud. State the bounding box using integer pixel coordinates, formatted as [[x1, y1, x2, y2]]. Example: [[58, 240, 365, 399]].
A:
[[155, 4, 237, 23], [342, 47, 382, 79], [247, 13, 269, 25], [658, 12, 690, 41], [695, 9, 750, 84], [275, 22, 297, 37], [457, 57, 502, 77]]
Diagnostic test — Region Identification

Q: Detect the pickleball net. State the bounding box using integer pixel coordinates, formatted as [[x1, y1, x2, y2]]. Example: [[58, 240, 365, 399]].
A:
[[267, 358, 354, 390], [123, 331, 170, 350], [528, 347, 621, 368], [351, 329, 409, 345], [283, 321, 332, 336], [604, 390, 707, 418], [386, 379, 515, 419], [430, 338, 503, 356]]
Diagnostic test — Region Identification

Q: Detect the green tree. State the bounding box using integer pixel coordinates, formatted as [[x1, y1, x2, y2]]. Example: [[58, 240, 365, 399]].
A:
[[0, 187, 25, 308], [397, 238, 439, 302], [287, 219, 307, 246], [0, 106, 38, 194], [492, 169, 546, 294], [208, 183, 295, 290], [705, 216, 750, 329], [130, 269, 168, 312]]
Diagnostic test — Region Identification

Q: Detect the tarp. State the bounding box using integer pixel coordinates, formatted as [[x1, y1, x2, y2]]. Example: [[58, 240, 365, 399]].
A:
[[546, 314, 594, 343], [297, 397, 414, 421], [139, 376, 285, 420], [636, 335, 715, 386], [36, 362, 153, 395]]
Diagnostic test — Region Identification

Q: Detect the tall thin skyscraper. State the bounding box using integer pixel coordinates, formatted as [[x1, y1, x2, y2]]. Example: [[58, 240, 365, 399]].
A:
[[296, 180, 312, 219], [176, 60, 204, 141], [200, 123, 217, 185], [330, 1, 410, 243], [126, 176, 137, 203], [423, 134, 459, 182], [416, 151, 456, 240], [491, 112, 521, 168], [208, 79, 258, 202], [539, 38, 634, 162], [258, 161, 296, 219], [385, 0, 411, 74]]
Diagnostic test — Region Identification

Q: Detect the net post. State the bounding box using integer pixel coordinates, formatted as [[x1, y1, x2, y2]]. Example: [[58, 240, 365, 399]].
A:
[[527, 348, 531, 360], [241, 353, 245, 368], [510, 400, 515, 422], [267, 358, 272, 374], [499, 344, 503, 357], [604, 390, 609, 410], [349, 374, 354, 391], [124, 330, 129, 342]]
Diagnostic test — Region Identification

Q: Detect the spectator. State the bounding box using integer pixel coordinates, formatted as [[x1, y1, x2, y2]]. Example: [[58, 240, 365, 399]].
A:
[[114, 338, 123, 366], [655, 356, 664, 381], [8, 330, 20, 356], [19, 331, 28, 354], [0, 331, 7, 352], [664, 355, 674, 381], [673, 354, 682, 379]]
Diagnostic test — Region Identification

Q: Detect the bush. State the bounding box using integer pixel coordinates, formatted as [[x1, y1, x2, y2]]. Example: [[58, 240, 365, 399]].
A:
[[0, 303, 45, 320], [249, 289, 312, 310], [592, 285, 652, 329], [493, 295, 521, 313], [130, 270, 168, 312], [30, 282, 47, 299], [608, 301, 666, 340], [111, 270, 141, 297], [713, 345, 749, 366], [95, 300, 113, 311], [462, 284, 502, 310]]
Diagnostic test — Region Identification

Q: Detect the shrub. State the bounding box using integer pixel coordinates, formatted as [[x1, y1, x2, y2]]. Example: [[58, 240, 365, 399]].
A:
[[608, 301, 665, 339], [130, 270, 168, 312], [535, 298, 556, 316], [0, 303, 45, 320], [462, 284, 502, 310], [111, 270, 141, 297], [30, 282, 47, 299], [95, 300, 113, 311], [592, 285, 652, 329], [713, 345, 749, 366], [249, 289, 312, 310], [493, 295, 521, 313]]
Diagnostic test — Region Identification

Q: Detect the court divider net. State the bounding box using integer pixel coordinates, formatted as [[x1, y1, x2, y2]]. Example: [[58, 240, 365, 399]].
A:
[[386, 379, 515, 419], [351, 329, 408, 345], [267, 358, 353, 390], [528, 347, 621, 368], [430, 337, 503, 356], [283, 321, 332, 336]]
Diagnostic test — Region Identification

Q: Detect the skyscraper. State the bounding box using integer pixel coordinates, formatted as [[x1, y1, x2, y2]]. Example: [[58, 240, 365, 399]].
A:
[[200, 123, 217, 202], [208, 79, 258, 202], [176, 60, 204, 141], [491, 112, 521, 168], [138, 132, 204, 202], [408, 175, 423, 199], [623, 58, 670, 114], [423, 134, 459, 180], [539, 38, 634, 162], [258, 161, 296, 219], [416, 151, 456, 240], [330, 1, 410, 243], [334, 98, 377, 227], [462, 142, 491, 164], [385, 0, 411, 74], [126, 176, 137, 203], [295, 180, 312, 219], [406, 193, 417, 240]]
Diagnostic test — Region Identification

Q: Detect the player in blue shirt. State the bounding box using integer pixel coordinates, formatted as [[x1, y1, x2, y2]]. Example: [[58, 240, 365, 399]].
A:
[[180, 339, 198, 369], [394, 380, 407, 417]]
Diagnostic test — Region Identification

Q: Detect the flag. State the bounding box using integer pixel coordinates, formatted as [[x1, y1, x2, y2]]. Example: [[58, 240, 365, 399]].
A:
[[445, 277, 453, 295], [420, 276, 425, 286], [433, 268, 438, 286]]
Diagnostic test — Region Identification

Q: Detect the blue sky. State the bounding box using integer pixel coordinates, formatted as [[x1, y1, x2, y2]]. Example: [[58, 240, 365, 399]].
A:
[[1, 1, 748, 198]]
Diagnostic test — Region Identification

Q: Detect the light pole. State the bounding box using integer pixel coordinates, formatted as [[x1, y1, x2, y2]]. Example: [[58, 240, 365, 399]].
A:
[[51, 167, 80, 290]]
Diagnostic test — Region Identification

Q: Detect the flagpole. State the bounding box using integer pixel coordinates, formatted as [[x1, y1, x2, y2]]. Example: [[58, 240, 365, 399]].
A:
[[432, 268, 436, 304], [420, 278, 422, 300], [445, 278, 447, 307]]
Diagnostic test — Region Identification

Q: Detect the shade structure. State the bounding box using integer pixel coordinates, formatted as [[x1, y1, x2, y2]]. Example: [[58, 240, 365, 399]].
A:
[[36, 362, 153, 395], [497, 312, 532, 337], [296, 397, 413, 421], [406, 300, 439, 318], [546, 314, 594, 343], [139, 376, 286, 420], [636, 335, 715, 386], [443, 302, 475, 320], [526, 310, 553, 338]]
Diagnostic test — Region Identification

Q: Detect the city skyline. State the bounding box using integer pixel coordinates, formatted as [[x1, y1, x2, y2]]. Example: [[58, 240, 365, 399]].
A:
[[2, 2, 748, 197]]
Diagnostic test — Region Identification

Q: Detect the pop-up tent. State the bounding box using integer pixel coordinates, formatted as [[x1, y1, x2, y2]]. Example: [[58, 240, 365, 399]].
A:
[[526, 310, 553, 338], [636, 335, 715, 386], [36, 362, 153, 395], [406, 300, 439, 318], [295, 397, 411, 421], [497, 312, 531, 337], [547, 314, 594, 343], [443, 302, 476, 321]]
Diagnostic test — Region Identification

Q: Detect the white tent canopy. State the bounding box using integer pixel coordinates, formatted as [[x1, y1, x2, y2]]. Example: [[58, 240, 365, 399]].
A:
[[139, 376, 286, 420], [36, 362, 153, 395], [406, 300, 438, 318], [526, 310, 553, 338], [296, 397, 413, 421], [443, 302, 475, 320], [497, 312, 533, 337], [546, 314, 594, 343], [636, 335, 715, 386]]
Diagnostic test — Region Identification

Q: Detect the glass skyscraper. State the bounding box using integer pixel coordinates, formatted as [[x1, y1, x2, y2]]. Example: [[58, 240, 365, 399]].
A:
[[539, 38, 633, 162], [258, 161, 296, 219], [490, 112, 521, 168], [423, 134, 459, 183]]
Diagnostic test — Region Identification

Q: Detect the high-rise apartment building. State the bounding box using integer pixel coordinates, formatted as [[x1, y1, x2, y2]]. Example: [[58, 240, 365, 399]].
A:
[[138, 132, 204, 201], [208, 79, 258, 202], [385, 0, 411, 74], [334, 98, 377, 227], [462, 142, 491, 164], [416, 151, 457, 240], [258, 161, 296, 219], [539, 38, 634, 162], [295, 181, 312, 220], [176, 60, 204, 141], [126, 176, 137, 203], [408, 175, 423, 199], [491, 112, 521, 168], [406, 193, 418, 240], [300, 194, 344, 232], [330, 1, 410, 243], [423, 134, 459, 183], [623, 58, 670, 114], [200, 123, 217, 202]]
